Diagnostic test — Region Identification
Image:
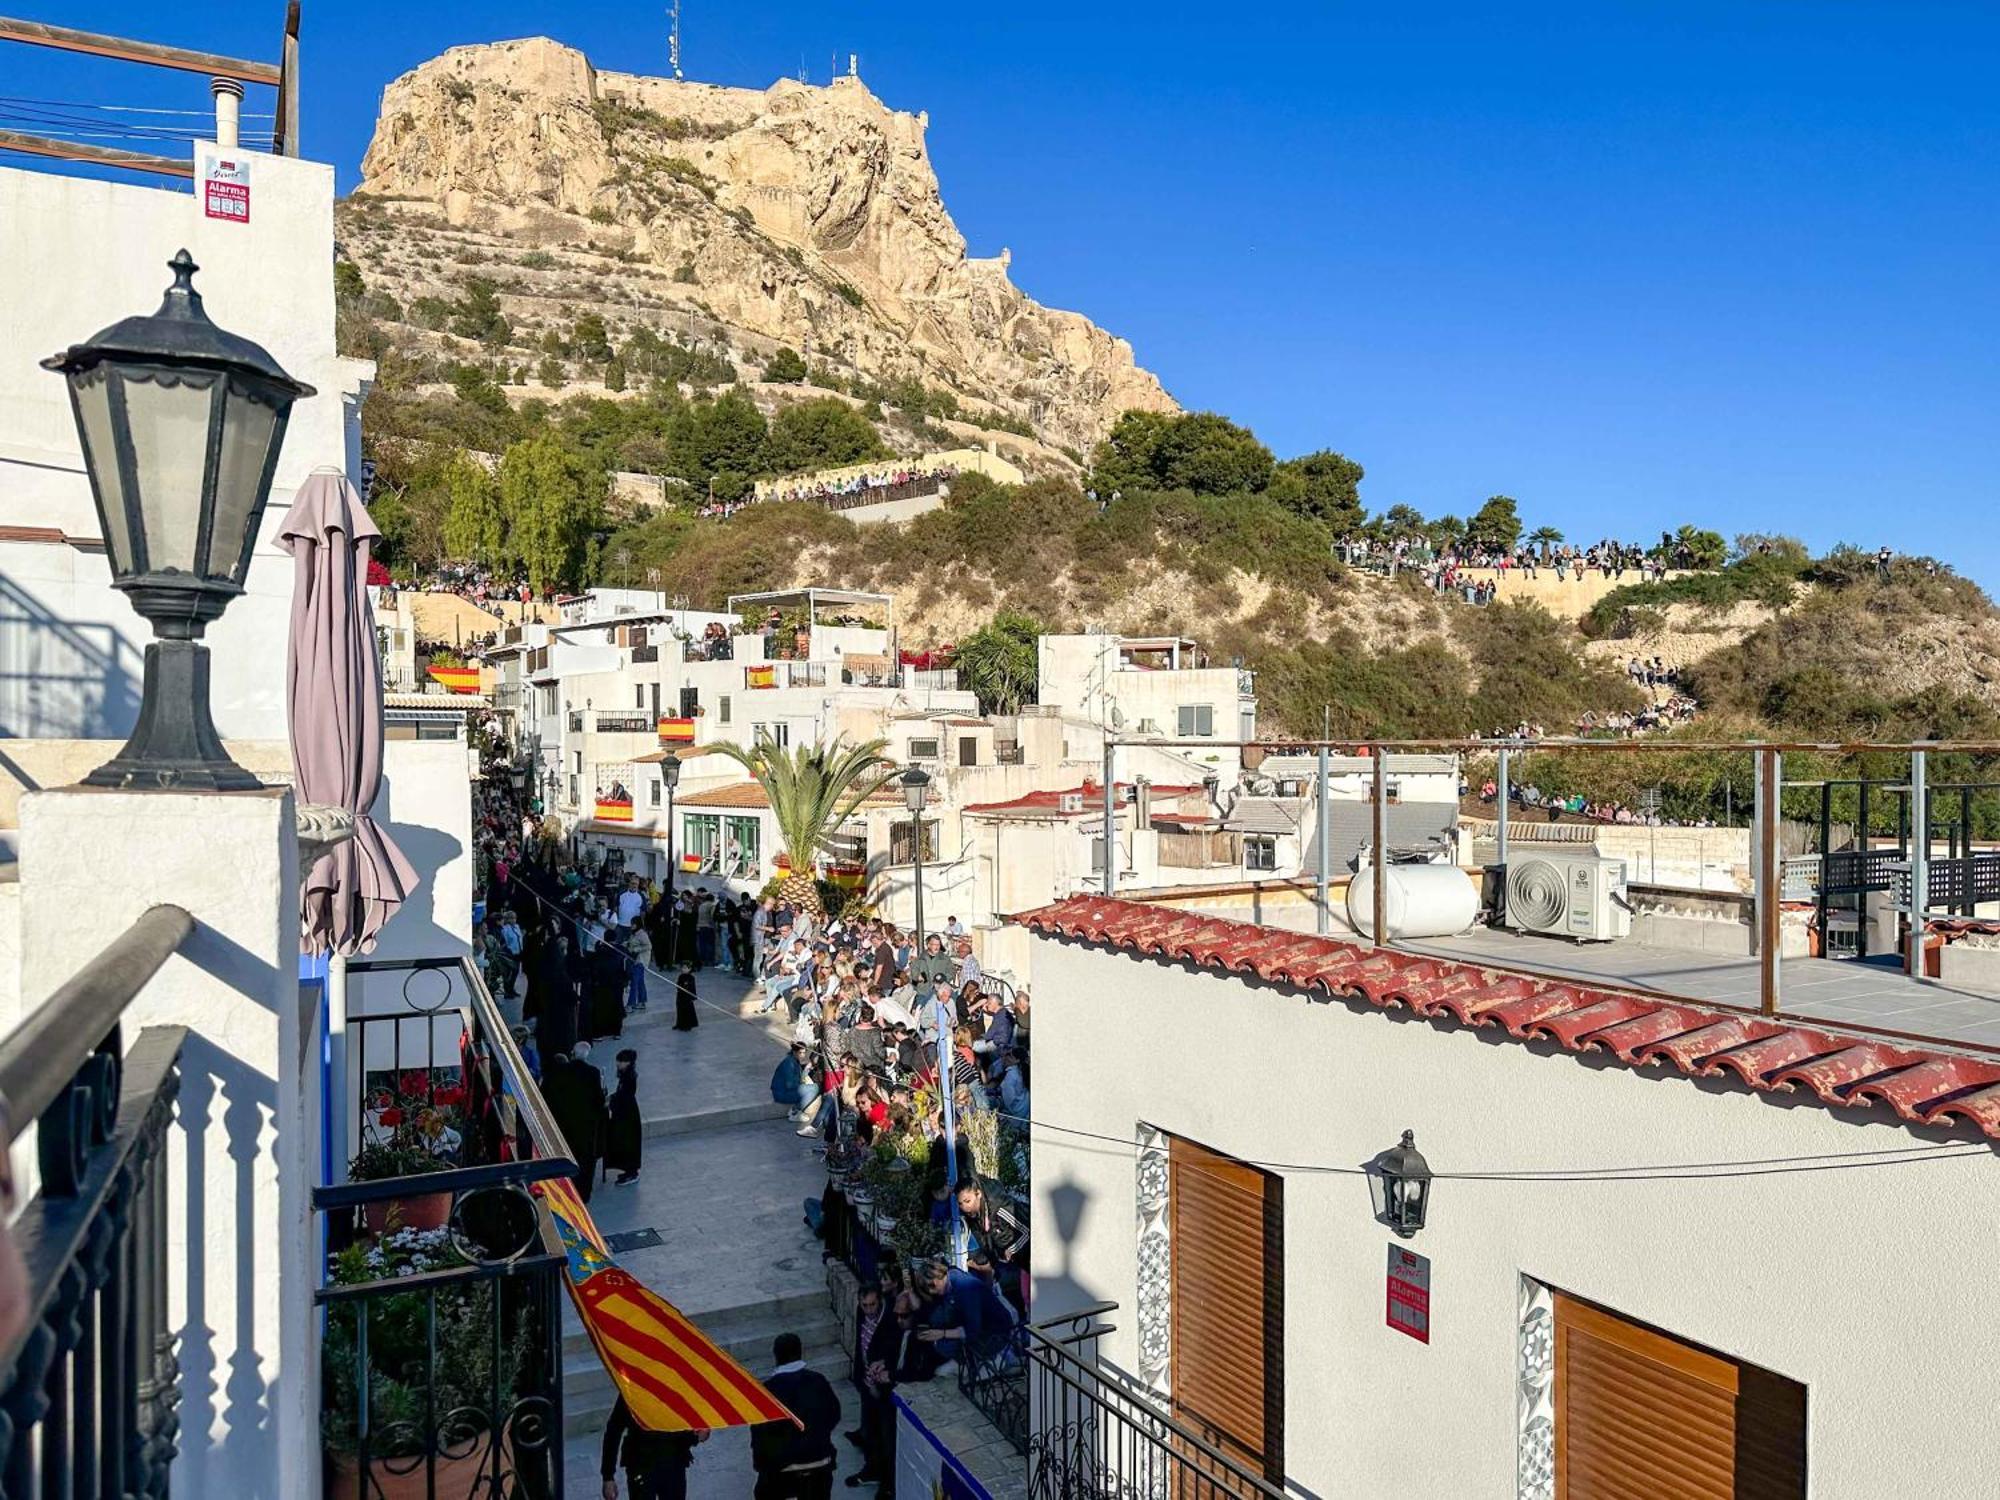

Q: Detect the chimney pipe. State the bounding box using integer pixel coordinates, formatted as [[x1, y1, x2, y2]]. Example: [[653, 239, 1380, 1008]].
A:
[[211, 77, 244, 149]]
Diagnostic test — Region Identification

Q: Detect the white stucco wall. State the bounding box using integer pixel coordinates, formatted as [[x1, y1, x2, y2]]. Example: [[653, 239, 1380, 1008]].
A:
[[1027, 929, 2000, 1498], [372, 739, 475, 960], [0, 150, 365, 744], [17, 788, 311, 1499]]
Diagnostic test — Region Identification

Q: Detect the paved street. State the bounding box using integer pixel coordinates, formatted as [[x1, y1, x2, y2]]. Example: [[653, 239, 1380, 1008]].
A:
[[554, 965, 852, 1498]]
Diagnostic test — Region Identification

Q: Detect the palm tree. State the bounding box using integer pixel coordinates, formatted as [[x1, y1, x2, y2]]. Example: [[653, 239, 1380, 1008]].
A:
[[1527, 525, 1564, 561], [712, 736, 894, 916]]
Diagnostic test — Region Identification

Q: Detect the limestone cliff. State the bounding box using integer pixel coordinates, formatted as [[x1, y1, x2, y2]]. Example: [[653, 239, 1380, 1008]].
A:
[[349, 37, 1175, 452]]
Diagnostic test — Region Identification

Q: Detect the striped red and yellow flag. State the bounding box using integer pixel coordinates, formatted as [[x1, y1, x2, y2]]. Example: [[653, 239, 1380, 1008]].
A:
[[534, 1176, 797, 1433], [657, 716, 697, 744]]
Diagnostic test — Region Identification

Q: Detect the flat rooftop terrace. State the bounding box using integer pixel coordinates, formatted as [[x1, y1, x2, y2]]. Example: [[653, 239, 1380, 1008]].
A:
[[1179, 897, 2000, 1053]]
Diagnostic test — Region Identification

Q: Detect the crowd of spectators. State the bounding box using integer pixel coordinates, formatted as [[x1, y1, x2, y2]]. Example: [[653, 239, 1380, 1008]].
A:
[[1341, 533, 1707, 587], [696, 464, 962, 523], [1476, 777, 1720, 829]]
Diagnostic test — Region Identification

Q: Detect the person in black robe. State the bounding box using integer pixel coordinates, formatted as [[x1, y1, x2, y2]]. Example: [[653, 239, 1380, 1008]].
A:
[[604, 1048, 642, 1186], [675, 895, 700, 972], [674, 962, 700, 1032], [530, 934, 577, 1064], [540, 1047, 605, 1201], [586, 936, 628, 1041]]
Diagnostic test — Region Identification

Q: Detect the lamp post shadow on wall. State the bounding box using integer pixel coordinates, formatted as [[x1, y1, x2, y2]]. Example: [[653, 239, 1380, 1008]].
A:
[[41, 249, 313, 791]]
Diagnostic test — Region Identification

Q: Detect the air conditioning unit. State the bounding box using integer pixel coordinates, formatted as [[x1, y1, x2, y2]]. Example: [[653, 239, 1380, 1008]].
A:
[[1504, 854, 1631, 942], [1058, 792, 1085, 814]]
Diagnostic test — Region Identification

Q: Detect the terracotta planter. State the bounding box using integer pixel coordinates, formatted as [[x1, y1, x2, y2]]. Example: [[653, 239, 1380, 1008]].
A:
[[325, 1443, 491, 1500], [361, 1189, 453, 1234]]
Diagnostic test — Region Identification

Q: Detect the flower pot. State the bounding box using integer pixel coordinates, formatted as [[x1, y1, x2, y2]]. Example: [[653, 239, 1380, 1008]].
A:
[[362, 1190, 453, 1234], [325, 1443, 492, 1500]]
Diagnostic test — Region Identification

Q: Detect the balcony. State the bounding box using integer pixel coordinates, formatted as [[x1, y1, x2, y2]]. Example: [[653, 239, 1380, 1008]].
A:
[[1025, 1303, 1286, 1498], [0, 906, 192, 1498], [313, 954, 575, 1497], [592, 712, 653, 735], [630, 644, 659, 664]]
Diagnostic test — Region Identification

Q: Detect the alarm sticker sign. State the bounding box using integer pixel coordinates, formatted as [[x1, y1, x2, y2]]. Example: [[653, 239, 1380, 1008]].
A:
[[203, 156, 251, 224], [1386, 1244, 1431, 1343]]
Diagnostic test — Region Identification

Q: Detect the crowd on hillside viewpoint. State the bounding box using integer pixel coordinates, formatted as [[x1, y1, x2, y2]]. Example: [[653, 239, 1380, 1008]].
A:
[[696, 464, 961, 522], [1475, 776, 1721, 829], [1341, 534, 1708, 594], [467, 767, 1029, 1492]]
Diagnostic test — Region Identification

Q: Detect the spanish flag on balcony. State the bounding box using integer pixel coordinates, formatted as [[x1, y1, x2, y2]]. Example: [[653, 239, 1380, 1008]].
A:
[[745, 663, 777, 689], [426, 664, 480, 694], [595, 799, 635, 823], [657, 716, 696, 744], [680, 852, 702, 873], [535, 1177, 797, 1433], [826, 860, 866, 890]]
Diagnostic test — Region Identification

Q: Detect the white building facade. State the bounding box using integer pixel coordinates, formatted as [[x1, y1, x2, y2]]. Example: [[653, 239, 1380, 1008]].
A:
[[1023, 895, 2000, 1499]]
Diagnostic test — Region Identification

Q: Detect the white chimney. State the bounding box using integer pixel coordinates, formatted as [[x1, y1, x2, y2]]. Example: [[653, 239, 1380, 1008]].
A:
[[211, 77, 244, 149]]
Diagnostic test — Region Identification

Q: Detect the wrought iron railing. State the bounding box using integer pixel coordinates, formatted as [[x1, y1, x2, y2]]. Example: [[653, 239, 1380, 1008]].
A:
[[314, 954, 577, 1498], [0, 904, 194, 1498], [1025, 1303, 1289, 1500]]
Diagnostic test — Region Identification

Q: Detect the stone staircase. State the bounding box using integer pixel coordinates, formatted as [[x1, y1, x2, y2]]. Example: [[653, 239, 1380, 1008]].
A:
[[561, 1288, 850, 1437]]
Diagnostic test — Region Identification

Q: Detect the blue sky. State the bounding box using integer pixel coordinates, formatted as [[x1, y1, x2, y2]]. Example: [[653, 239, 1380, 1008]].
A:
[[11, 4, 1998, 585]]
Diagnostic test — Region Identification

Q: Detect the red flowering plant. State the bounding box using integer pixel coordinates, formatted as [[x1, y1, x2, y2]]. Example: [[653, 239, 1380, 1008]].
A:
[[347, 1069, 470, 1185]]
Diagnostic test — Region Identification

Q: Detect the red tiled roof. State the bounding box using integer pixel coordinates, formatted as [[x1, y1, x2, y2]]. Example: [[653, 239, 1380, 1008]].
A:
[[963, 782, 1204, 817], [1013, 896, 2000, 1143]]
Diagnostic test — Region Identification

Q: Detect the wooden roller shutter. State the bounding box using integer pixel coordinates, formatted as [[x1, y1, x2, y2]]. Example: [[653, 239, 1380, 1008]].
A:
[[1555, 1292, 1806, 1500], [1168, 1134, 1284, 1482]]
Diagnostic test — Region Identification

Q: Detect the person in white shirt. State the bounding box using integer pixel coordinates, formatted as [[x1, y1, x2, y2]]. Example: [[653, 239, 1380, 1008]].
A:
[[945, 915, 966, 940], [615, 874, 645, 930]]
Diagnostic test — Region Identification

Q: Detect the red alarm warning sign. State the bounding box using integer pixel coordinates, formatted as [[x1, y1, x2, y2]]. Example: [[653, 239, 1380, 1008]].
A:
[[203, 157, 251, 223], [1386, 1244, 1431, 1343]]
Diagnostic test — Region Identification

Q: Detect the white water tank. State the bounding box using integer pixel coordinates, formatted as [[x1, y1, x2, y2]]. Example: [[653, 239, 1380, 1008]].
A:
[[1346, 863, 1479, 941]]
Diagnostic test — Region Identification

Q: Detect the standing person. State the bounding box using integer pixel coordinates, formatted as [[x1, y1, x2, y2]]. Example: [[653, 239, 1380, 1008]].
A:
[[752, 1333, 841, 1499], [625, 923, 652, 1014], [674, 962, 701, 1033], [676, 891, 700, 972], [844, 1283, 899, 1487], [599, 1395, 704, 1499], [604, 1048, 643, 1186], [588, 934, 630, 1041], [542, 1045, 605, 1201], [616, 873, 646, 931], [532, 932, 579, 1064], [695, 889, 719, 969]]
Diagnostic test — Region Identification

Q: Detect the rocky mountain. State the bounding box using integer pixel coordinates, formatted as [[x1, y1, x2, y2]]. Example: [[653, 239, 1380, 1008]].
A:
[[345, 37, 1175, 453]]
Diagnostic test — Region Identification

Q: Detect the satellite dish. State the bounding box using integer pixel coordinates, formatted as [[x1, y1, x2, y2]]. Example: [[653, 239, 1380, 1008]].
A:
[[1108, 704, 1125, 730]]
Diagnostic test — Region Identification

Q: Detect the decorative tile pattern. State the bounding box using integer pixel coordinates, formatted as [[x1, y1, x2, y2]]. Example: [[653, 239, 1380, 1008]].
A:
[[1134, 1122, 1172, 1397], [1518, 1276, 1555, 1500]]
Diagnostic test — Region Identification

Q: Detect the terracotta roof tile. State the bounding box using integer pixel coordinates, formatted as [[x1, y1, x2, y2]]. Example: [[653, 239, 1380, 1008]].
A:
[[1012, 895, 2000, 1144]]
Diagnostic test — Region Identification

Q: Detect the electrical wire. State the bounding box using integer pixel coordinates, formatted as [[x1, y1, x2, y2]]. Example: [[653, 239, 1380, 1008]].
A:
[[499, 883, 1995, 1182], [0, 95, 274, 118], [1008, 1112, 1992, 1181]]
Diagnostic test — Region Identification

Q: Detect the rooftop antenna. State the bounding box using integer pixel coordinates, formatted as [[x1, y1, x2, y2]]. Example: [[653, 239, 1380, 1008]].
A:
[[668, 0, 683, 80], [849, 53, 859, 78]]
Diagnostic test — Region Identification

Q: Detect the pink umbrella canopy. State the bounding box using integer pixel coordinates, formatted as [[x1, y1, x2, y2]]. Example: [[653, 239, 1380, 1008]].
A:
[[279, 472, 418, 955]]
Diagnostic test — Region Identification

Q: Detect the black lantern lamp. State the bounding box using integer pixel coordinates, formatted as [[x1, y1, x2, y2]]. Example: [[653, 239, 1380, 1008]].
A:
[[43, 249, 314, 791], [663, 753, 683, 893], [900, 764, 931, 815], [1369, 1129, 1433, 1238]]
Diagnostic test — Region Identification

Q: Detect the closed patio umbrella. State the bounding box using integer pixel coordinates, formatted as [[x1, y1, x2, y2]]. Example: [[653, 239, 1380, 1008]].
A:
[[279, 471, 417, 954]]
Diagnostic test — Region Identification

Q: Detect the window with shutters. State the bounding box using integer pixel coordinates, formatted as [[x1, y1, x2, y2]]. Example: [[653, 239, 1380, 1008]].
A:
[[1554, 1292, 1805, 1500], [1166, 1133, 1284, 1483]]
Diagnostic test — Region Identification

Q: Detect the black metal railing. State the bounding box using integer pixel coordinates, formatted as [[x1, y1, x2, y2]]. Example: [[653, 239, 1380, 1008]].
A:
[[959, 1322, 1029, 1454], [1026, 1303, 1289, 1500], [0, 904, 194, 1499], [314, 954, 577, 1499]]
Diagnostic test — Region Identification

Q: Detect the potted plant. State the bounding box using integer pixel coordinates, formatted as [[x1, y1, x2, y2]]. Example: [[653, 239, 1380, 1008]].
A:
[[320, 1228, 539, 1500], [349, 1082, 467, 1232]]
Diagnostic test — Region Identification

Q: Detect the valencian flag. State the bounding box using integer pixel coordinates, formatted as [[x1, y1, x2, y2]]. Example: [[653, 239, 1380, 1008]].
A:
[[535, 1176, 797, 1432]]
